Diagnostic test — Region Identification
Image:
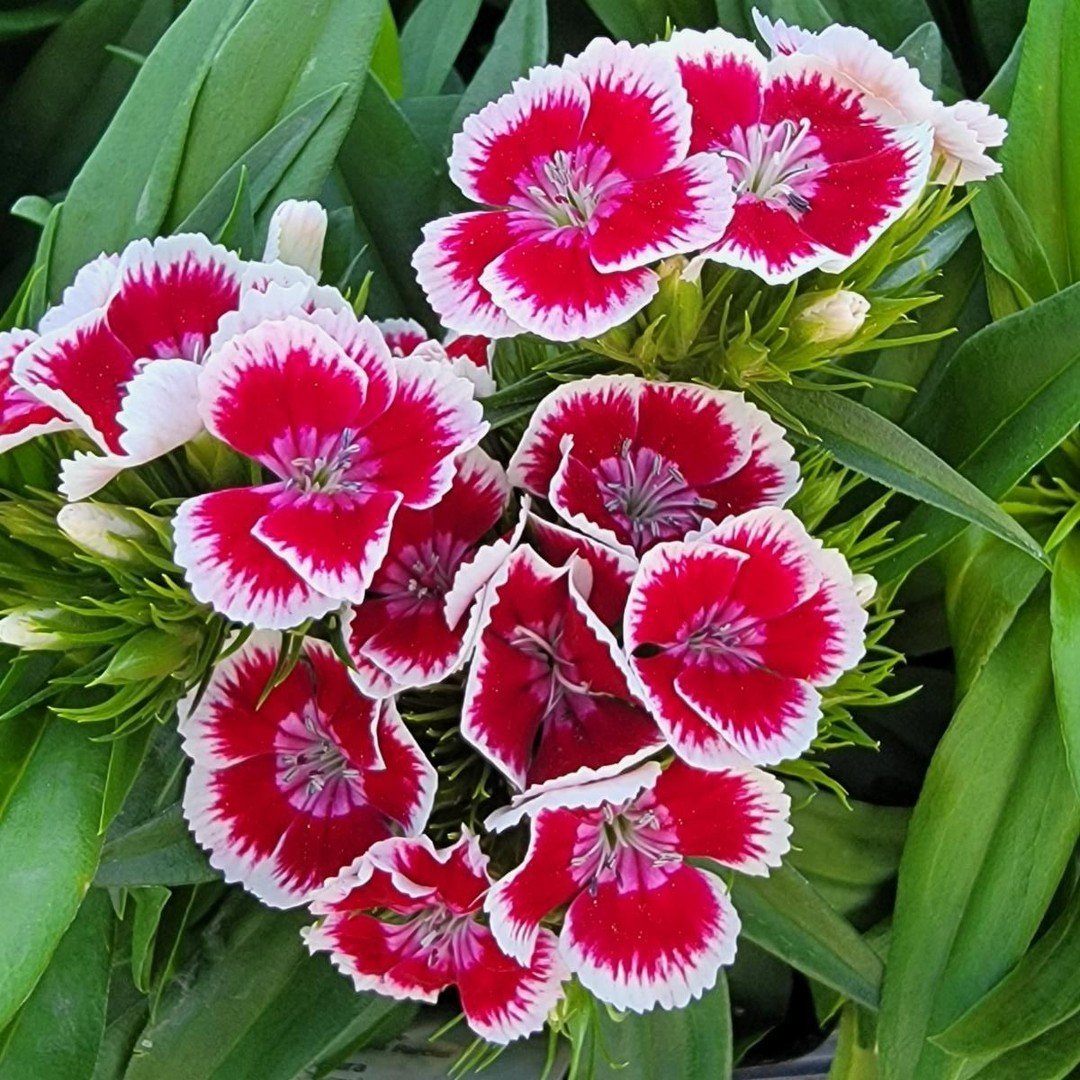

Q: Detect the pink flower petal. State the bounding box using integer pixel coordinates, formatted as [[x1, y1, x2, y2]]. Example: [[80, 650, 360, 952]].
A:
[[357, 355, 487, 509], [463, 546, 662, 789], [482, 229, 657, 342], [588, 153, 736, 272], [180, 636, 435, 907], [450, 62, 589, 206], [346, 449, 510, 690], [172, 486, 341, 630], [527, 513, 636, 627], [198, 316, 371, 473], [569, 38, 692, 180], [253, 487, 402, 604], [413, 212, 524, 337], [105, 234, 242, 360], [0, 329, 73, 453], [663, 29, 767, 154], [485, 807, 585, 964], [38, 253, 119, 334], [375, 318, 431, 358], [13, 312, 137, 453], [456, 927, 567, 1044], [561, 863, 739, 1012]]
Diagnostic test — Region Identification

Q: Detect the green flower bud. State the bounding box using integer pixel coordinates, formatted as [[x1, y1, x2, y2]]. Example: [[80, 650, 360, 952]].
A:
[[724, 338, 771, 384], [790, 290, 869, 346], [646, 256, 703, 360], [96, 626, 199, 685]]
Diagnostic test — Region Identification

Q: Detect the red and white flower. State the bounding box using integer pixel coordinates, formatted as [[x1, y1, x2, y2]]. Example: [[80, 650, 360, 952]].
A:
[[659, 27, 932, 283], [462, 544, 662, 790], [485, 760, 790, 1012], [414, 39, 736, 341], [305, 833, 567, 1043], [509, 375, 799, 558], [172, 310, 487, 630], [624, 508, 867, 769], [180, 634, 436, 908], [14, 235, 244, 498], [0, 329, 74, 453], [344, 448, 513, 696], [375, 319, 496, 396], [752, 11, 1005, 185]]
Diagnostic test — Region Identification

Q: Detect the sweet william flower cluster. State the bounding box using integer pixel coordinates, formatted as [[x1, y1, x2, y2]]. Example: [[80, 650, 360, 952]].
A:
[[0, 13, 1003, 1050]]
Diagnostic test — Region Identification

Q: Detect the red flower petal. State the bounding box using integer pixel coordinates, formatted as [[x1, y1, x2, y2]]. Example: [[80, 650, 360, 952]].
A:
[[653, 761, 791, 875], [413, 212, 524, 337], [569, 38, 692, 180], [588, 153, 735, 273], [173, 485, 340, 630], [485, 807, 585, 964], [254, 487, 402, 605], [527, 513, 636, 627], [0, 329, 73, 453], [38, 253, 118, 334], [457, 927, 567, 1044], [375, 318, 431, 358], [199, 316, 371, 473], [561, 863, 739, 1012], [664, 29, 766, 154], [450, 63, 589, 206], [481, 229, 657, 343], [462, 546, 662, 789], [105, 234, 242, 361], [357, 355, 488, 508], [13, 312, 137, 454]]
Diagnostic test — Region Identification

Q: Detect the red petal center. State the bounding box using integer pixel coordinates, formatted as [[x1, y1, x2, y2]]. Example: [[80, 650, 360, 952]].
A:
[[722, 119, 825, 214], [509, 145, 621, 229], [274, 705, 365, 817]]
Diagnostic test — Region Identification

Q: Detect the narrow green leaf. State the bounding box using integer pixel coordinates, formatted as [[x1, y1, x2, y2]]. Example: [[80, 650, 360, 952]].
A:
[[369, 2, 403, 98], [400, 0, 481, 96], [594, 975, 732, 1078], [451, 0, 548, 134], [880, 282, 1080, 580], [0, 720, 110, 1028], [124, 905, 412, 1080], [130, 886, 171, 994], [1051, 531, 1080, 797], [98, 722, 154, 833], [177, 86, 344, 239], [732, 865, 884, 1010], [338, 76, 443, 322], [0, 2, 72, 41], [0, 0, 172, 229], [96, 803, 217, 888], [934, 883, 1080, 1057], [769, 386, 1047, 571], [943, 529, 1046, 696], [167, 0, 383, 228], [0, 889, 113, 1080], [47, 0, 248, 292], [878, 592, 1080, 1080], [967, 1010, 1080, 1080]]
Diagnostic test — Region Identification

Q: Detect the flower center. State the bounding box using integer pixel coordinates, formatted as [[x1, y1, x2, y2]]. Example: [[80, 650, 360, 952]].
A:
[[572, 798, 681, 892], [518, 148, 616, 229], [386, 905, 483, 970], [721, 119, 825, 214], [596, 444, 717, 551], [509, 617, 600, 724], [377, 534, 471, 612], [275, 703, 363, 817]]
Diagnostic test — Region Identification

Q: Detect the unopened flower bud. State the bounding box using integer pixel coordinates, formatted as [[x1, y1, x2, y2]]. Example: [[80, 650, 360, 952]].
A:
[[263, 199, 328, 279], [96, 626, 199, 685], [853, 573, 878, 607], [646, 256, 703, 360], [0, 608, 64, 650], [57, 503, 151, 563], [791, 290, 869, 346], [725, 338, 770, 384]]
